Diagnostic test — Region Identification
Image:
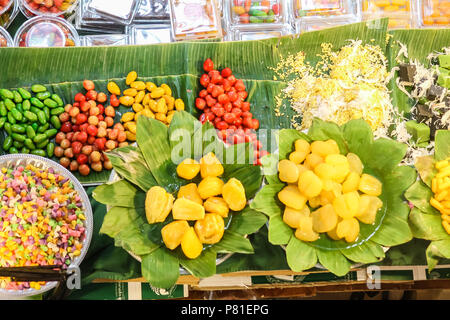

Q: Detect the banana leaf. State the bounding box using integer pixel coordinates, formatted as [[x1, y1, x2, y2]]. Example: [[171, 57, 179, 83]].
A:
[[94, 111, 267, 288], [250, 118, 416, 276], [405, 129, 450, 269]]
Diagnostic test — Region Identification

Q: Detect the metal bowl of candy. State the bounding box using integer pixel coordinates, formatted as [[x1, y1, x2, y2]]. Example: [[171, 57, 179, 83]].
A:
[[19, 0, 79, 19], [14, 15, 80, 47], [0, 154, 93, 298], [0, 25, 13, 47]]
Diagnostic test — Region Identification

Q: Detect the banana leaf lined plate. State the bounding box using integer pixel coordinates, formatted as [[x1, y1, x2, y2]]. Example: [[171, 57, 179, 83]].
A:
[[252, 118, 417, 276]]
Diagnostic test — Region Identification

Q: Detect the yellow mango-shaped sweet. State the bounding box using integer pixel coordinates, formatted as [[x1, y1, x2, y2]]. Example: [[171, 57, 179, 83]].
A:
[[200, 152, 224, 178], [311, 140, 340, 158], [311, 204, 338, 233], [283, 206, 310, 229], [194, 213, 225, 244], [325, 154, 350, 183], [295, 139, 311, 154], [333, 191, 359, 219], [294, 215, 319, 242], [347, 153, 364, 175], [177, 158, 200, 180], [278, 159, 299, 183], [359, 174, 382, 196], [203, 197, 229, 217], [342, 171, 360, 193], [336, 218, 360, 243], [178, 183, 203, 205], [198, 176, 224, 199], [298, 170, 323, 199], [222, 178, 247, 211], [145, 186, 174, 224], [278, 185, 307, 210], [161, 220, 190, 250], [172, 198, 205, 220], [314, 163, 336, 181], [356, 195, 383, 224], [289, 151, 308, 165], [304, 153, 324, 169], [181, 227, 203, 259]]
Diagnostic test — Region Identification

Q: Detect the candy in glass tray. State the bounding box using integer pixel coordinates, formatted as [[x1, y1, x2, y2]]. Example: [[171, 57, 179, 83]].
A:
[[416, 0, 449, 28], [226, 0, 287, 26], [361, 0, 415, 29], [293, 0, 361, 33]]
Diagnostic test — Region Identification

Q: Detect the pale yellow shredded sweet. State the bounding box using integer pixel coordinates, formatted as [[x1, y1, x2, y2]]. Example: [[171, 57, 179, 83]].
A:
[[271, 40, 402, 138]]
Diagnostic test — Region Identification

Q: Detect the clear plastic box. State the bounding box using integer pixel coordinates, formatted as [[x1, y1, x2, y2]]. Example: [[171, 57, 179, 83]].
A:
[[126, 24, 172, 45], [293, 0, 361, 33], [19, 0, 78, 19], [169, 0, 223, 41], [361, 0, 415, 29], [416, 0, 449, 28], [87, 0, 140, 25], [299, 16, 361, 32], [227, 0, 286, 25], [0, 25, 13, 47], [134, 0, 170, 23], [14, 16, 80, 47], [227, 24, 292, 41], [0, 0, 18, 29], [81, 34, 129, 46]]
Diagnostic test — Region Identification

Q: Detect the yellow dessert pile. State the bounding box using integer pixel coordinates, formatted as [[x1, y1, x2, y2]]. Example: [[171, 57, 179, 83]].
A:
[[430, 158, 450, 235], [145, 153, 247, 259], [277, 139, 383, 243]]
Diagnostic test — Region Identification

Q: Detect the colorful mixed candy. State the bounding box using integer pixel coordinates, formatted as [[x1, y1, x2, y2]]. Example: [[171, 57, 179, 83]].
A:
[[0, 164, 87, 291], [231, 0, 281, 24]]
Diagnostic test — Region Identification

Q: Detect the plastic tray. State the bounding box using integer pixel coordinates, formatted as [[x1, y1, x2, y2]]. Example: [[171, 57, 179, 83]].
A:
[[14, 16, 80, 47], [0, 25, 13, 47], [0, 154, 93, 298]]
